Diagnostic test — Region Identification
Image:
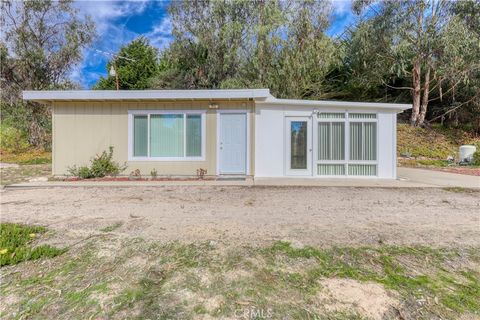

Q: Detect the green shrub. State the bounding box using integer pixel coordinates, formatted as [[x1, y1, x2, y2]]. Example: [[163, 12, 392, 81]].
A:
[[0, 223, 65, 266], [0, 124, 30, 153], [472, 144, 480, 166], [68, 146, 126, 179]]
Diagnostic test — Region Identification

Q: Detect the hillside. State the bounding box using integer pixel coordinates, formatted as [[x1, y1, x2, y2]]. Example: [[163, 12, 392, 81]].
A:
[[397, 123, 480, 170]]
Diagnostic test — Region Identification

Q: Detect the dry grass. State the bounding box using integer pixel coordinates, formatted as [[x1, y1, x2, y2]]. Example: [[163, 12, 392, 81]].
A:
[[1, 234, 479, 320], [0, 164, 51, 186]]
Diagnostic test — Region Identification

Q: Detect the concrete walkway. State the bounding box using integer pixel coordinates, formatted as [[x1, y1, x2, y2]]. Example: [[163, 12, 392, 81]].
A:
[[4, 167, 479, 189]]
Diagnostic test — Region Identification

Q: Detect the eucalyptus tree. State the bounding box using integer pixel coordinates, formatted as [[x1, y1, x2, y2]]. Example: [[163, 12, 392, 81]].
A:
[[351, 0, 480, 127]]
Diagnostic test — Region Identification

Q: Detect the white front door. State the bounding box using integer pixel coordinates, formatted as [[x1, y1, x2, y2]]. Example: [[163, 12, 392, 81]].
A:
[[285, 117, 312, 176], [219, 113, 247, 174]]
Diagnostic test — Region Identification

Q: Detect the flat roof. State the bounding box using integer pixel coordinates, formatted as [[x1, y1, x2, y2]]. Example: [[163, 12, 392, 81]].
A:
[[22, 89, 272, 102], [22, 89, 411, 111], [258, 97, 412, 111]]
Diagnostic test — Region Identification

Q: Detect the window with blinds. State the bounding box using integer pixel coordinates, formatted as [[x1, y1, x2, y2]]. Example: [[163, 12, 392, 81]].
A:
[[132, 112, 204, 159], [316, 112, 377, 176]]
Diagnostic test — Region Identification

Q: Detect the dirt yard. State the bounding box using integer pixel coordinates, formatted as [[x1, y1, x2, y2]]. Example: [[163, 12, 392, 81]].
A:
[[1, 186, 479, 319], [1, 186, 479, 248]]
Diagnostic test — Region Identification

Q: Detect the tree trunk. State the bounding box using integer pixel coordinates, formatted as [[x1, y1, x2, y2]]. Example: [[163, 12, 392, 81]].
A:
[[410, 61, 421, 126], [418, 66, 431, 126]]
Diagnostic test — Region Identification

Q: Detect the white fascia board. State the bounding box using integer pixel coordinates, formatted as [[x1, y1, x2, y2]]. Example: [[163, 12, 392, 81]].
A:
[[23, 89, 272, 102], [256, 97, 412, 112]]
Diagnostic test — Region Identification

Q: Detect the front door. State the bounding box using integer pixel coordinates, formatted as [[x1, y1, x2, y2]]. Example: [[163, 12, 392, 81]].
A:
[[285, 117, 312, 176], [219, 113, 247, 174]]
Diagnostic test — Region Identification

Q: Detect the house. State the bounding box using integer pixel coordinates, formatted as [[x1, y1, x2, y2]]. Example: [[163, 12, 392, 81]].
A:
[[23, 89, 411, 179]]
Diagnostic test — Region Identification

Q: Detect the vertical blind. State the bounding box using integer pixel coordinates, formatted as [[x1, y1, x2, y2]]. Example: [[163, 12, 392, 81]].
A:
[[133, 113, 203, 158], [349, 122, 376, 161], [318, 122, 345, 160], [186, 115, 202, 157], [317, 113, 377, 176], [318, 164, 345, 175], [150, 114, 184, 157], [133, 116, 148, 157]]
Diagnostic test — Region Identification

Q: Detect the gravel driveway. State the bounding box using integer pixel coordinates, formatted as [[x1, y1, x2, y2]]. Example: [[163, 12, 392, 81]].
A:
[[1, 186, 479, 248]]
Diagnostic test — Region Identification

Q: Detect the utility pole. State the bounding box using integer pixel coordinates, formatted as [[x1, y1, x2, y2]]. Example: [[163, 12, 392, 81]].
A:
[[94, 49, 136, 90]]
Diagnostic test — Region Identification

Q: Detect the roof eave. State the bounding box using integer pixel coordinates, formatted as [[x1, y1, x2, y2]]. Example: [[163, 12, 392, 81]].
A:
[[256, 98, 412, 112], [23, 89, 272, 103]]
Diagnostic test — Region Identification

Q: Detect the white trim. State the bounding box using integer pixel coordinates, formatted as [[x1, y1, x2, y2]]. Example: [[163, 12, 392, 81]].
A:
[[23, 89, 271, 102], [216, 110, 250, 175], [128, 110, 207, 162], [258, 97, 411, 111], [285, 116, 313, 176]]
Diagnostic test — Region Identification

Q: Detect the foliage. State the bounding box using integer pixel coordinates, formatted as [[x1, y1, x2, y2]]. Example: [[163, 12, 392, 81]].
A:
[[150, 0, 339, 99], [68, 147, 126, 179], [95, 37, 159, 90], [0, 0, 95, 146], [397, 123, 480, 159], [345, 0, 480, 127], [472, 143, 480, 166], [0, 149, 51, 165], [0, 123, 29, 153], [0, 223, 65, 266]]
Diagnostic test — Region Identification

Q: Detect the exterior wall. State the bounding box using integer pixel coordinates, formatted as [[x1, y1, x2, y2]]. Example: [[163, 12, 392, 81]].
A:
[[254, 104, 398, 179], [52, 100, 254, 176]]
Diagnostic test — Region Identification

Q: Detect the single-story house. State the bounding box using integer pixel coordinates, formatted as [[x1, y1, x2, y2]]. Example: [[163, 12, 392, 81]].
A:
[[23, 89, 411, 179]]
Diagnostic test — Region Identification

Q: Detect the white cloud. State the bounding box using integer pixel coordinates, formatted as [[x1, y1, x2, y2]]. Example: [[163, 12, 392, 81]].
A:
[[331, 0, 352, 14], [71, 0, 170, 88], [145, 16, 173, 50]]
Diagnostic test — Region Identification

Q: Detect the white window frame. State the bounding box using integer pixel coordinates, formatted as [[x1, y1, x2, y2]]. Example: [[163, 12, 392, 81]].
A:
[[128, 110, 207, 161], [314, 111, 378, 177]]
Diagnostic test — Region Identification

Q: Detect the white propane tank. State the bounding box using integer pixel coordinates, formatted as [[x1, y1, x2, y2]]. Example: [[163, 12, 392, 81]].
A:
[[459, 145, 477, 163]]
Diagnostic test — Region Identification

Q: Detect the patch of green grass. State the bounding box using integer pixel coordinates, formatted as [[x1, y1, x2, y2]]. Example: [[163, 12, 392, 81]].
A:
[[0, 223, 66, 266], [99, 222, 123, 232], [266, 241, 480, 315], [443, 187, 473, 193], [2, 236, 479, 319]]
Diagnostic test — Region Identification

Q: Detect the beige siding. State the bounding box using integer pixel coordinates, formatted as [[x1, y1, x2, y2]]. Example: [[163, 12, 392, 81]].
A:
[[52, 100, 255, 177]]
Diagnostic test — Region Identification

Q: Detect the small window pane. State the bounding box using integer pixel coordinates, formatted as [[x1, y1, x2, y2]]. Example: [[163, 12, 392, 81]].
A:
[[331, 122, 345, 160], [364, 122, 377, 160], [349, 122, 377, 161], [318, 112, 345, 119], [318, 122, 345, 161], [318, 164, 345, 175], [291, 121, 307, 169], [186, 114, 202, 157], [349, 113, 377, 119], [150, 114, 184, 157], [133, 116, 148, 157], [348, 164, 377, 176], [317, 123, 330, 160], [349, 122, 363, 160]]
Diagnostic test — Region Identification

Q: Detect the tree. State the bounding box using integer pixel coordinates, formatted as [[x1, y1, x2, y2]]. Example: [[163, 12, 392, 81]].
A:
[[95, 37, 159, 90], [151, 0, 337, 99], [350, 0, 480, 127], [1, 0, 95, 145]]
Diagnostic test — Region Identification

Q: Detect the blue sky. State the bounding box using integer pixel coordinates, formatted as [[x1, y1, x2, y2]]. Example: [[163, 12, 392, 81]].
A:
[[73, 0, 354, 88]]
